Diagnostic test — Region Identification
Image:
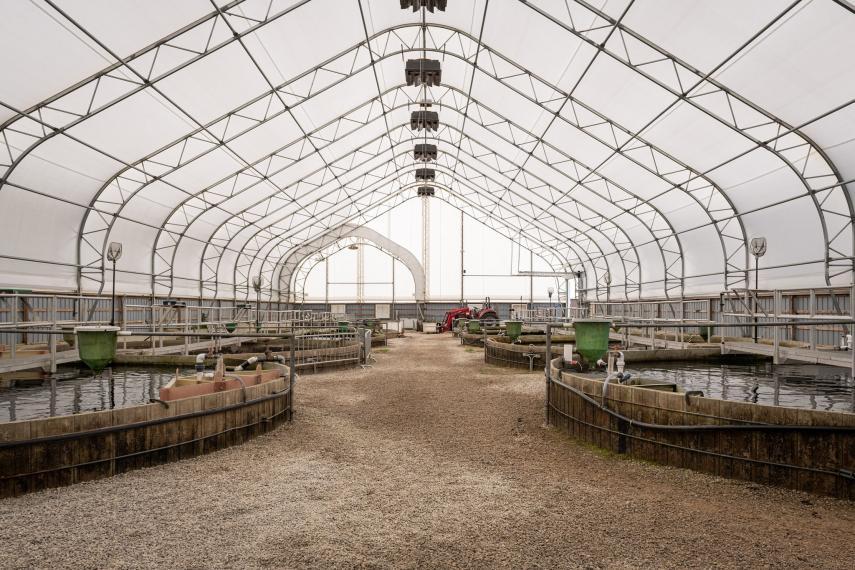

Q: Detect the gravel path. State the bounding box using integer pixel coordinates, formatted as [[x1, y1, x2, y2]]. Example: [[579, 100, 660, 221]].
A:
[[1, 333, 853, 569]]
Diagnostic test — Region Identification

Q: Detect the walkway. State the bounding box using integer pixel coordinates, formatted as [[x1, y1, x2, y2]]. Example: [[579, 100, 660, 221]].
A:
[[1, 333, 853, 568]]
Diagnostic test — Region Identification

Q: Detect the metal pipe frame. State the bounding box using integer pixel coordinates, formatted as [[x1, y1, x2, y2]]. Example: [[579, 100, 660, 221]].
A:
[[10, 22, 716, 292], [0, 6, 850, 301], [278, 224, 425, 303], [274, 186, 574, 300], [271, 191, 571, 303], [85, 72, 688, 300], [292, 240, 396, 305], [524, 0, 853, 288]]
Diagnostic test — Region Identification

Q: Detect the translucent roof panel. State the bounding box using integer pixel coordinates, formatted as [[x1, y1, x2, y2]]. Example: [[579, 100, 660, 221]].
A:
[[0, 0, 852, 301]]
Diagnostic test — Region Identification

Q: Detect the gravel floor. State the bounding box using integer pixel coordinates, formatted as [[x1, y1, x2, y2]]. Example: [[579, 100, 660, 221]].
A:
[[1, 333, 854, 569]]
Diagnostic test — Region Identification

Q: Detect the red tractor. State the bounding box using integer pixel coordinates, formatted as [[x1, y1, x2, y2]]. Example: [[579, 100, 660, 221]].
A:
[[440, 298, 499, 332]]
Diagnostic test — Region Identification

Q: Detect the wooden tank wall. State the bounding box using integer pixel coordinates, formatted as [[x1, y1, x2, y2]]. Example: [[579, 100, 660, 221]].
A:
[[547, 360, 855, 499], [485, 337, 725, 371], [484, 339, 562, 370], [0, 376, 292, 498]]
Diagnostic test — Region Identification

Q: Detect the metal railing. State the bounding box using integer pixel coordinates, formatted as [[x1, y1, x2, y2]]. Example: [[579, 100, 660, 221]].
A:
[[288, 325, 363, 373], [588, 286, 855, 354], [0, 291, 352, 373]]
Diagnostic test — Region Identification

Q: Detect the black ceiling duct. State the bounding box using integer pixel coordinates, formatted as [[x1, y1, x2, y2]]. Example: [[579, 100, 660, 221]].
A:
[[400, 0, 447, 13], [414, 144, 438, 162], [411, 110, 439, 131], [417, 186, 436, 197], [415, 168, 436, 182], [405, 58, 442, 87]]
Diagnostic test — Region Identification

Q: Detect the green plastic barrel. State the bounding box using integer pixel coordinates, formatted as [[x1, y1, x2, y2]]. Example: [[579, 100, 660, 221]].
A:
[[74, 326, 120, 371], [338, 320, 350, 333], [573, 319, 611, 364], [505, 320, 523, 341], [467, 320, 481, 333]]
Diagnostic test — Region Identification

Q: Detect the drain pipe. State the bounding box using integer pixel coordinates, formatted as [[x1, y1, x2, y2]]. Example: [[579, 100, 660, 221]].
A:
[[233, 356, 259, 371], [195, 352, 206, 381], [602, 351, 628, 408], [234, 354, 285, 371]]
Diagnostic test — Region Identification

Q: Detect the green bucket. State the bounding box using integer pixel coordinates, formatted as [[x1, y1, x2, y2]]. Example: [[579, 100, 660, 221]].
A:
[[467, 320, 481, 333], [573, 319, 611, 364], [225, 322, 237, 333], [338, 320, 350, 333], [505, 320, 523, 341], [74, 326, 120, 371]]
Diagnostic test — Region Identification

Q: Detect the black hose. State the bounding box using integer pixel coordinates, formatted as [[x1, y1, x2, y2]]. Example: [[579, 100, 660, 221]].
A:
[[551, 373, 855, 433], [0, 385, 290, 449]]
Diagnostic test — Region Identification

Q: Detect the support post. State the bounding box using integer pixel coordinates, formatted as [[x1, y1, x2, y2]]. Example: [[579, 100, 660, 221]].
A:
[[150, 302, 156, 356], [809, 289, 817, 351], [851, 283, 855, 385], [529, 250, 534, 308], [11, 293, 17, 361], [182, 305, 189, 356], [545, 323, 552, 426], [49, 295, 57, 374], [460, 209, 464, 305], [289, 335, 296, 422], [753, 257, 759, 343], [773, 289, 780, 365], [564, 277, 570, 319], [110, 259, 117, 326]]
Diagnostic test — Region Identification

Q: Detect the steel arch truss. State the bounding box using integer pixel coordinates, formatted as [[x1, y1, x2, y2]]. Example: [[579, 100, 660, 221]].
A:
[[0, 6, 850, 299], [277, 223, 426, 304], [524, 0, 853, 284]]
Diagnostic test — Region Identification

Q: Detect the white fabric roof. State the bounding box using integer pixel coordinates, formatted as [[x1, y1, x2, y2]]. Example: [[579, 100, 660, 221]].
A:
[[0, 0, 853, 301]]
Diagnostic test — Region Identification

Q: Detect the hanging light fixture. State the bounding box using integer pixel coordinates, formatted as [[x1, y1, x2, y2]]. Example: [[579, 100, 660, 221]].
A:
[[415, 168, 436, 182], [417, 186, 435, 197], [414, 143, 437, 161], [405, 58, 442, 87], [411, 110, 439, 131], [400, 0, 447, 12]]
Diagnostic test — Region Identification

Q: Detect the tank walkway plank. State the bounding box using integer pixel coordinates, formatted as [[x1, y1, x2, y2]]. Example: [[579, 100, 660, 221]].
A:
[[722, 340, 854, 368], [0, 337, 252, 375], [611, 331, 854, 369]]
